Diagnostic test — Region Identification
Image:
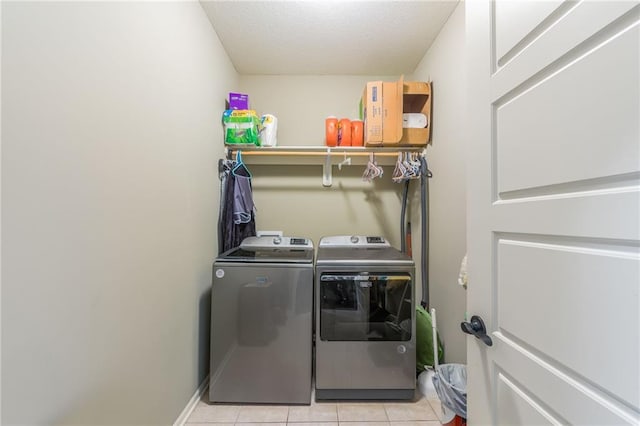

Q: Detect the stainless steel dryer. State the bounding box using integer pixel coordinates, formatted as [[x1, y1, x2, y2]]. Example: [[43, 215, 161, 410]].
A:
[[209, 236, 314, 404], [315, 235, 415, 400]]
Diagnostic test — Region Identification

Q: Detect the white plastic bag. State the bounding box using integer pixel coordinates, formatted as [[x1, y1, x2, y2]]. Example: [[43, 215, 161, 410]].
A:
[[417, 367, 438, 399], [432, 363, 467, 419]]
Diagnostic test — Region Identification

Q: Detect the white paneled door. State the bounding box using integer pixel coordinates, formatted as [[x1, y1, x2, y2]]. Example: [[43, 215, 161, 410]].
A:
[[466, 1, 639, 425]]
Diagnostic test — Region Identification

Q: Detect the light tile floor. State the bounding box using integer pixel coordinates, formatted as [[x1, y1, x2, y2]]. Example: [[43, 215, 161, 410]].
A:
[[186, 388, 445, 426]]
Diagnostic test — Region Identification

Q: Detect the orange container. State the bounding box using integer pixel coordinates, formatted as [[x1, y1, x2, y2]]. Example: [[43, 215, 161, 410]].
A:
[[443, 415, 466, 426], [338, 118, 352, 146], [325, 117, 338, 147], [351, 120, 364, 146]]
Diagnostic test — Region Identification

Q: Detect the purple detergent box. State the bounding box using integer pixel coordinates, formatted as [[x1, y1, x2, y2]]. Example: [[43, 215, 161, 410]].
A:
[[229, 92, 249, 110]]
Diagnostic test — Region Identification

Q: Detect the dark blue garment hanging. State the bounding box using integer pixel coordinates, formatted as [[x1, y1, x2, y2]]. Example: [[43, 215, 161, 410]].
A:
[[219, 152, 256, 254], [231, 152, 256, 225], [217, 158, 233, 254]]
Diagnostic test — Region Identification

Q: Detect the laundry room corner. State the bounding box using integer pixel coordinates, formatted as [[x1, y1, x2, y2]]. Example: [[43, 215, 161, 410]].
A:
[[409, 2, 468, 365]]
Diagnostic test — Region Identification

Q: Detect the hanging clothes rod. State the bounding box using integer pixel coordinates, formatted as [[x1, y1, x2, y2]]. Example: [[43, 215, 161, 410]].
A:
[[232, 150, 400, 157], [225, 146, 423, 157], [223, 146, 427, 187]]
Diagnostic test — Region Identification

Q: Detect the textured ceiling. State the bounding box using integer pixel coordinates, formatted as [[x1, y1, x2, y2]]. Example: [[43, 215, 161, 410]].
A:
[[200, 1, 459, 75]]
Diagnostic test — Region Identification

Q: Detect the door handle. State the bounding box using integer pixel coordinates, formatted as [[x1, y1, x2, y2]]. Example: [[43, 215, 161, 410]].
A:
[[461, 315, 493, 346]]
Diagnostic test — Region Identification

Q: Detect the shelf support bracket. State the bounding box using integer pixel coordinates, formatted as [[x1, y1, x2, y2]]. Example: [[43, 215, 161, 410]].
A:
[[322, 148, 332, 187]]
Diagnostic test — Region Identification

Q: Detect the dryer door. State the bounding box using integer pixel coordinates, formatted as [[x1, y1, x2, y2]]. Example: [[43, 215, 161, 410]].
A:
[[319, 273, 412, 342]]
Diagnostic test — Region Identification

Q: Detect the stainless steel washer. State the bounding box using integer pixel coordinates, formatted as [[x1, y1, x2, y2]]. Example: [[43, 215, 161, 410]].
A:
[[209, 236, 314, 404], [315, 235, 415, 400]]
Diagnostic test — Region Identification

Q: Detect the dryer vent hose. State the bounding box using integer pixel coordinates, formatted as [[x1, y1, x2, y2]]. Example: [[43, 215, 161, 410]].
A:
[[420, 156, 432, 309], [400, 180, 410, 254]]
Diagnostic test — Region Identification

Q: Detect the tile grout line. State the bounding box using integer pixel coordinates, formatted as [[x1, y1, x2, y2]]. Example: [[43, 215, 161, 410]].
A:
[[233, 405, 240, 424]]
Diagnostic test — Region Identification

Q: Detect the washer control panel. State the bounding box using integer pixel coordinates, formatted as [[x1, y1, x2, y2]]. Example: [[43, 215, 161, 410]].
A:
[[241, 236, 313, 249], [290, 238, 309, 246], [319, 235, 390, 247], [366, 236, 386, 244]]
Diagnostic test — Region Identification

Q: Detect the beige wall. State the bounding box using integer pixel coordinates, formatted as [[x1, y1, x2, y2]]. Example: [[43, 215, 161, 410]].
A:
[[1, 2, 237, 424], [239, 75, 414, 250], [410, 3, 468, 364]]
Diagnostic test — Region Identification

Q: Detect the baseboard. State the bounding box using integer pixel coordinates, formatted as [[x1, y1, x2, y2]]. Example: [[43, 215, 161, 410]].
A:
[[173, 374, 209, 426]]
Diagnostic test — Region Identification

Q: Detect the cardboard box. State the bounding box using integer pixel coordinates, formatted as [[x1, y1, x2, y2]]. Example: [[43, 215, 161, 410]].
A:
[[361, 78, 431, 146], [360, 81, 383, 145], [400, 81, 431, 145], [382, 76, 403, 143], [361, 77, 407, 146]]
